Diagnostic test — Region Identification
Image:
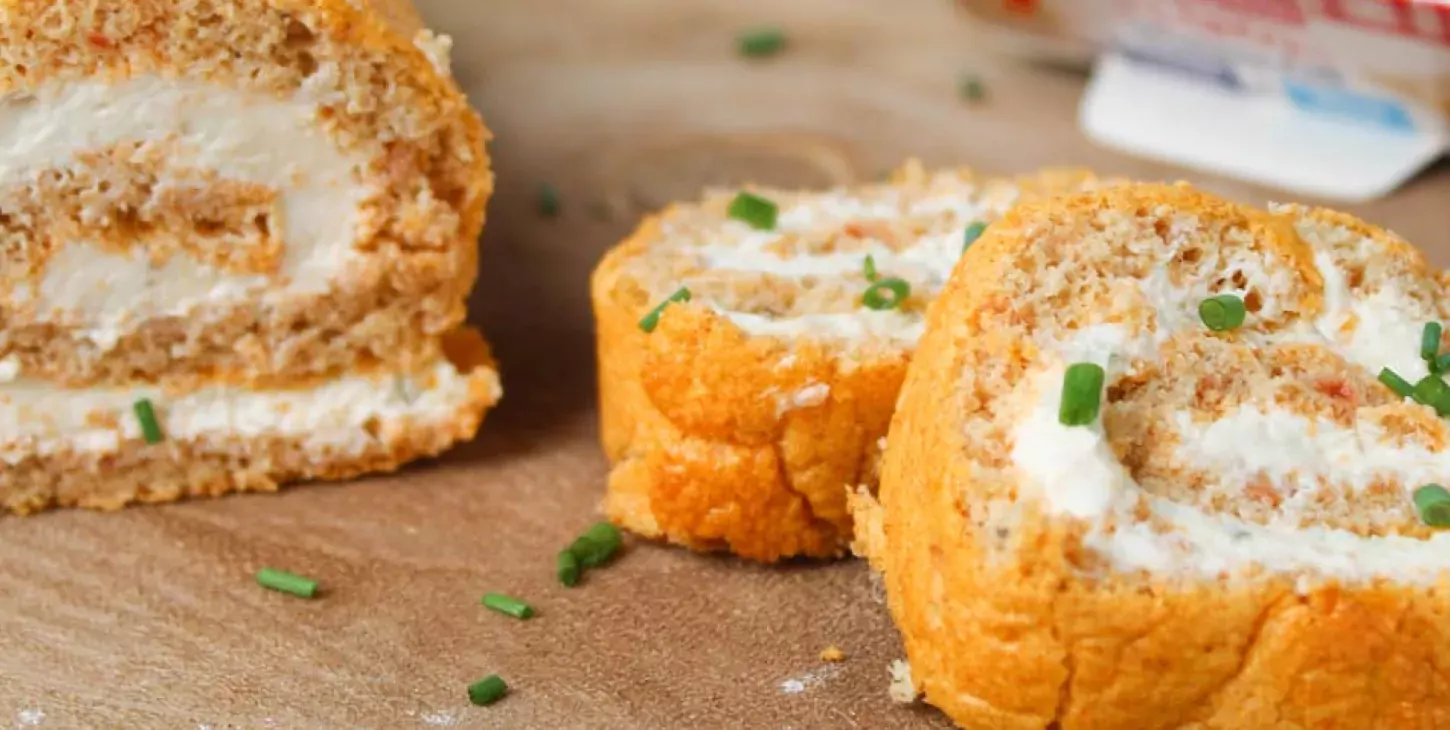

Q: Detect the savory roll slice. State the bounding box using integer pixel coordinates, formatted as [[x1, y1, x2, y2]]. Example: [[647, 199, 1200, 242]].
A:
[[862, 183, 1450, 728], [591, 161, 1102, 561], [0, 0, 490, 384], [0, 0, 499, 514]]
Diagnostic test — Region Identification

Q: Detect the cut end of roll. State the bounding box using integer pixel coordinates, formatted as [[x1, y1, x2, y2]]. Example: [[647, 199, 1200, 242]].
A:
[[0, 0, 498, 513]]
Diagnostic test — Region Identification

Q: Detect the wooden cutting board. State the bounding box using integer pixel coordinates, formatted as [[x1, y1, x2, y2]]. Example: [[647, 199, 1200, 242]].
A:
[[2, 1, 1447, 728]]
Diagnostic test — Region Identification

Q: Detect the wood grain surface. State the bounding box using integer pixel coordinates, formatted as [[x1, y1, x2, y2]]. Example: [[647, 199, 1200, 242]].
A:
[[2, 1, 1448, 728]]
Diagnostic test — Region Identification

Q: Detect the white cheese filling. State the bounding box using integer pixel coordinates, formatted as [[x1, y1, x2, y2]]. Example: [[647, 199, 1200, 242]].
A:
[[0, 75, 377, 350], [1008, 217, 1450, 584], [666, 185, 1020, 343], [0, 360, 498, 465]]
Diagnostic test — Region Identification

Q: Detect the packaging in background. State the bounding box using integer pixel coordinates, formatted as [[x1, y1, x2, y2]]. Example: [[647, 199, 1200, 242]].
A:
[[959, 0, 1450, 201]]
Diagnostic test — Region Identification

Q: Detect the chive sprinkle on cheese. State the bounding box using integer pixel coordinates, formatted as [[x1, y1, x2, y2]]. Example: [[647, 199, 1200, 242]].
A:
[[737, 27, 786, 58], [1198, 294, 1246, 332], [481, 593, 535, 620], [467, 675, 508, 707], [255, 568, 318, 599], [727, 191, 779, 230], [1414, 484, 1450, 527], [1059, 363, 1105, 426], [1412, 375, 1450, 417], [862, 278, 910, 311], [1379, 368, 1415, 399], [863, 254, 879, 281], [638, 286, 692, 333], [133, 398, 164, 445], [1435, 353, 1450, 375], [1424, 322, 1444, 369], [962, 221, 987, 253]]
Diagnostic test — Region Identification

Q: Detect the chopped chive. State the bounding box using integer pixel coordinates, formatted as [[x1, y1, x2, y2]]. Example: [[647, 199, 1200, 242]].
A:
[[255, 568, 318, 599], [556, 549, 581, 587], [1424, 322, 1444, 366], [1436, 353, 1450, 375], [1059, 363, 1105, 426], [1198, 294, 1247, 332], [481, 593, 535, 620], [133, 398, 164, 444], [1415, 485, 1450, 527], [863, 255, 879, 282], [537, 183, 560, 218], [727, 192, 778, 230], [467, 675, 508, 706], [962, 221, 987, 253], [863, 278, 910, 311], [959, 75, 987, 102], [638, 286, 692, 333], [737, 28, 786, 58], [1379, 368, 1415, 398], [1412, 375, 1450, 417], [569, 522, 623, 568]]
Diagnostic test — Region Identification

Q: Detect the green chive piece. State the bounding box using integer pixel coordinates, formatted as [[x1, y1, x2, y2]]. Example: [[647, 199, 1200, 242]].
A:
[[737, 28, 786, 58], [962, 221, 987, 253], [1414, 484, 1450, 527], [1379, 368, 1415, 398], [255, 568, 318, 599], [133, 398, 164, 445], [1198, 294, 1247, 332], [556, 549, 581, 588], [959, 75, 987, 102], [481, 593, 535, 620], [863, 278, 910, 311], [569, 522, 624, 568], [863, 254, 879, 282], [537, 183, 560, 218], [727, 192, 778, 230], [1435, 354, 1450, 375], [1059, 363, 1106, 427], [467, 675, 508, 707], [1424, 322, 1443, 365], [1412, 375, 1450, 417], [638, 286, 692, 333]]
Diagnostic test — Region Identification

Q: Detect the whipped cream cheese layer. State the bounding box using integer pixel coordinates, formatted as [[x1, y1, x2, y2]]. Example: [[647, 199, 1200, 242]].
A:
[[0, 359, 498, 466], [0, 75, 378, 350], [650, 174, 1032, 344], [1008, 210, 1450, 585]]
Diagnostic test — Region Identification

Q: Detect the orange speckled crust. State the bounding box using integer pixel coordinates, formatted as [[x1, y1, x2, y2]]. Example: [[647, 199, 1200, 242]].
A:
[[868, 184, 1450, 729], [591, 165, 1103, 562]]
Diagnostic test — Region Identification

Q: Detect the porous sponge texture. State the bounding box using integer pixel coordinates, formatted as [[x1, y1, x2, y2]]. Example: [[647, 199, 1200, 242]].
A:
[[863, 183, 1450, 728]]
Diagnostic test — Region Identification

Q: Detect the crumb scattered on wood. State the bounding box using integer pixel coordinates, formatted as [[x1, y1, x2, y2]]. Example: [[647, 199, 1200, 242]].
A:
[[820, 645, 846, 662], [888, 659, 920, 704]]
